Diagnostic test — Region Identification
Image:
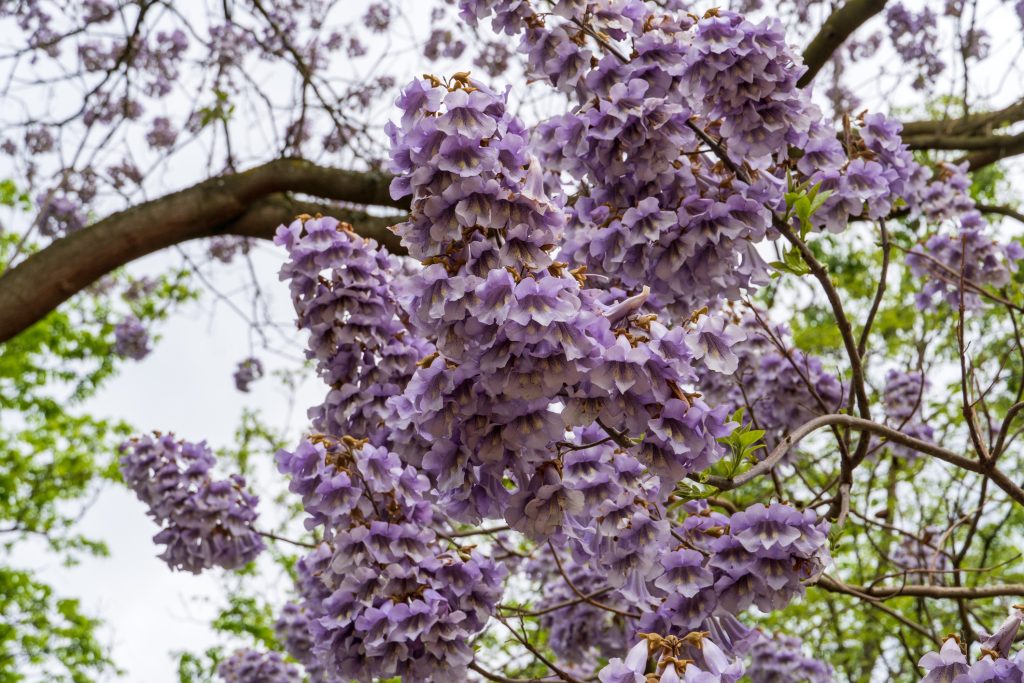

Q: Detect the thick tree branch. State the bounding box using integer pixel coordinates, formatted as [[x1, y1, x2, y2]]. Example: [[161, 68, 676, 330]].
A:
[[978, 203, 1024, 225], [904, 131, 1024, 152], [898, 98, 1024, 168], [225, 193, 403, 251], [0, 158, 406, 344], [798, 0, 888, 88], [901, 98, 1024, 138], [961, 131, 1024, 171]]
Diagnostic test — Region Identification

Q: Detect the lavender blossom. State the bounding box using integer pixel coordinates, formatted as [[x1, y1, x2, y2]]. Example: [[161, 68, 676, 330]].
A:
[[918, 637, 969, 682], [208, 235, 251, 263], [275, 438, 505, 681], [114, 314, 151, 360], [275, 216, 431, 452], [882, 369, 934, 459], [233, 357, 264, 392], [699, 311, 844, 453], [747, 632, 833, 682], [145, 116, 178, 149], [119, 434, 264, 573], [217, 649, 300, 683], [907, 217, 1023, 309], [388, 75, 736, 543]]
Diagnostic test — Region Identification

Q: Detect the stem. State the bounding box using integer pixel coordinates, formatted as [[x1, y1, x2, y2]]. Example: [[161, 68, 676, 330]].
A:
[[257, 530, 318, 549]]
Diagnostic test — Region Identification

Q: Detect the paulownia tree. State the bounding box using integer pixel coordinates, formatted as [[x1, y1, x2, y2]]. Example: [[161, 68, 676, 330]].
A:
[[3, 0, 1024, 681]]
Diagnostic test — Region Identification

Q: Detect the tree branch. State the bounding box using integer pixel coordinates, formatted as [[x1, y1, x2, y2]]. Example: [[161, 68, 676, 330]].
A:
[[961, 131, 1024, 171], [817, 575, 1024, 600], [798, 0, 888, 88], [225, 193, 402, 250], [813, 576, 937, 640], [0, 158, 406, 344], [901, 98, 1024, 138], [978, 204, 1024, 225], [704, 413, 1024, 508], [904, 131, 1024, 152]]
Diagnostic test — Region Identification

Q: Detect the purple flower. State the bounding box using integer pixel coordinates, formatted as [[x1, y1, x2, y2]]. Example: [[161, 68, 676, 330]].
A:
[[919, 637, 969, 682], [275, 216, 432, 448], [275, 438, 505, 681], [655, 549, 716, 598], [363, 2, 391, 32], [907, 222, 1023, 310], [233, 357, 263, 392], [37, 192, 86, 237], [977, 607, 1024, 659], [747, 631, 833, 683], [598, 639, 649, 682], [114, 314, 151, 360], [208, 235, 251, 263], [217, 649, 300, 683], [685, 314, 747, 374], [698, 310, 845, 454], [526, 547, 634, 670], [119, 434, 264, 573]]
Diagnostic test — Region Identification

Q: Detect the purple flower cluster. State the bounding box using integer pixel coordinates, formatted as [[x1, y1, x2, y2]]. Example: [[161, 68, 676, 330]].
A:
[[233, 357, 264, 393], [119, 434, 264, 573], [24, 126, 53, 153], [274, 601, 331, 683], [888, 527, 951, 585], [217, 649, 300, 683], [747, 632, 833, 683], [363, 2, 392, 33], [524, 430, 820, 630], [886, 3, 944, 90], [275, 217, 431, 450], [640, 502, 831, 635], [699, 311, 844, 451], [917, 162, 975, 222], [283, 546, 337, 682], [556, 425, 674, 600], [598, 634, 745, 683], [424, 28, 467, 60], [107, 158, 143, 188], [136, 29, 189, 97], [919, 608, 1024, 682], [907, 214, 1024, 309], [805, 112, 926, 234], [476, 40, 514, 77], [526, 545, 634, 670], [122, 276, 158, 302], [146, 116, 178, 149], [882, 368, 934, 459], [36, 192, 86, 237], [904, 154, 1024, 310], [685, 11, 812, 169], [207, 235, 251, 264], [275, 437, 505, 680], [386, 75, 738, 539], [458, 1, 928, 318], [528, 7, 780, 315], [208, 21, 259, 68], [114, 314, 151, 360]]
